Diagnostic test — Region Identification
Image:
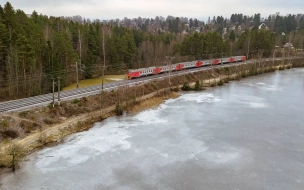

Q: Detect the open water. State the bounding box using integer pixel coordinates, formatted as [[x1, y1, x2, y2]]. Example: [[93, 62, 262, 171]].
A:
[[1, 68, 304, 190]]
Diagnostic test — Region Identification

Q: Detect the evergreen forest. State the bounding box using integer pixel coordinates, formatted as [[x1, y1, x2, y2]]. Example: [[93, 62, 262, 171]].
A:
[[1, 2, 304, 100]]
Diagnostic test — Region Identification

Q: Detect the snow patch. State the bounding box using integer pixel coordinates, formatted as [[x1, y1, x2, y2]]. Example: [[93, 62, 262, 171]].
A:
[[35, 124, 132, 170], [134, 108, 167, 125], [180, 93, 221, 103]]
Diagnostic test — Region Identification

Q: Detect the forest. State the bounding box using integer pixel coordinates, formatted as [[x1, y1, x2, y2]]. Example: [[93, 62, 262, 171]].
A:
[[0, 2, 304, 101]]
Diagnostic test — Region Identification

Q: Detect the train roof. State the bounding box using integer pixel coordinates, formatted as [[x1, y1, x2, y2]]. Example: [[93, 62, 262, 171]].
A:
[[128, 66, 156, 72]]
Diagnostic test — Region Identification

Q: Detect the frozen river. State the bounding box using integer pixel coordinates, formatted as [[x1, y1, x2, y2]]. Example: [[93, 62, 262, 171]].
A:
[[1, 69, 304, 190]]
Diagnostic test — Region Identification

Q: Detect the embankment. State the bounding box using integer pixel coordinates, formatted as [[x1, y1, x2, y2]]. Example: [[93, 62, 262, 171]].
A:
[[0, 56, 304, 173]]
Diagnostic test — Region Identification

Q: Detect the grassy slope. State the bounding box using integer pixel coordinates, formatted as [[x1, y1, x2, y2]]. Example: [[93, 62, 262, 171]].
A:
[[63, 75, 126, 91]]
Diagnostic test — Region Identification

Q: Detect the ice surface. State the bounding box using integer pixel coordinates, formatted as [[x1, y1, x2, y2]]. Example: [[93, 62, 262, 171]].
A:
[[249, 102, 267, 108], [134, 107, 168, 125], [2, 69, 304, 190], [180, 93, 221, 103], [35, 123, 132, 170]]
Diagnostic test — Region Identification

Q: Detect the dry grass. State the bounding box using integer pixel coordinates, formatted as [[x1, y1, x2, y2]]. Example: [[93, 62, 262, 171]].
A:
[[129, 91, 180, 114], [20, 121, 40, 134], [0, 60, 303, 172], [0, 152, 10, 168], [63, 74, 126, 91]]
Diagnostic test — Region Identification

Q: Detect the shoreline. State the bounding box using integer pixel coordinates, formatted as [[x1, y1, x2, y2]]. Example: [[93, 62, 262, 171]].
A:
[[1, 58, 304, 175], [0, 91, 180, 176]]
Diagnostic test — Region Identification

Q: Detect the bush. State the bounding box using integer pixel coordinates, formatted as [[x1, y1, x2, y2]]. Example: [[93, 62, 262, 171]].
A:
[[48, 103, 55, 109], [0, 150, 12, 168], [64, 107, 84, 116], [1, 130, 19, 139], [43, 118, 55, 125], [19, 111, 29, 118], [132, 94, 136, 105], [81, 97, 88, 102], [0, 120, 9, 130], [73, 99, 80, 104], [150, 82, 157, 90], [6, 143, 25, 172], [75, 121, 85, 131], [115, 103, 123, 116], [37, 132, 47, 144], [194, 81, 201, 91], [218, 80, 224, 86], [20, 121, 39, 134], [181, 82, 191, 91]]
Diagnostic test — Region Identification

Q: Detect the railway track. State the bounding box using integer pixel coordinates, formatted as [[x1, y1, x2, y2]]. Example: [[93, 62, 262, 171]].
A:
[[0, 57, 298, 113]]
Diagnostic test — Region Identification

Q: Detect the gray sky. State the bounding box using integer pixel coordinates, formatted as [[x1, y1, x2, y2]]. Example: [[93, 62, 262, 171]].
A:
[[3, 0, 304, 21]]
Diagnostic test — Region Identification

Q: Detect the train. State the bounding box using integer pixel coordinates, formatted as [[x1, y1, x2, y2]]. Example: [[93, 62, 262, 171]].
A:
[[127, 55, 246, 80]]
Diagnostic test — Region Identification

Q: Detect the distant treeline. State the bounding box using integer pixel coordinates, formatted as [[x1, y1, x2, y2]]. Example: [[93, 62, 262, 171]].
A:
[[0, 2, 304, 101]]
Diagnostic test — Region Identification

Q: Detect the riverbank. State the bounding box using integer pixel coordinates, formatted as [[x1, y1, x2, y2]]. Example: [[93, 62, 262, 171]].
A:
[[0, 90, 180, 173], [0, 56, 304, 174]]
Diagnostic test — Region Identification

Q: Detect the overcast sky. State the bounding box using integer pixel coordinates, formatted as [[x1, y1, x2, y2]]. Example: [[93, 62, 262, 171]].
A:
[[3, 0, 304, 21]]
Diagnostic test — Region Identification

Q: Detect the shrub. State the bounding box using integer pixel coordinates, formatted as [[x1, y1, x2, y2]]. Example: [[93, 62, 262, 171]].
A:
[[20, 121, 39, 133], [0, 120, 9, 130], [150, 82, 157, 90], [6, 143, 25, 172], [181, 82, 191, 91], [37, 132, 47, 144], [0, 151, 7, 167], [81, 97, 88, 102], [43, 118, 55, 125], [19, 111, 29, 118], [1, 130, 19, 139], [194, 81, 201, 91], [218, 80, 224, 86], [115, 103, 123, 116], [64, 107, 84, 116], [73, 99, 79, 104], [132, 94, 136, 105], [48, 103, 55, 109], [75, 121, 85, 131]]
